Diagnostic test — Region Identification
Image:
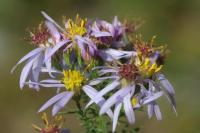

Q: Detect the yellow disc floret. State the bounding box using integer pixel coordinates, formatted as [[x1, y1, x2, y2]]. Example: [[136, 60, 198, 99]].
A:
[[66, 15, 87, 39], [131, 97, 138, 107], [62, 70, 85, 92], [136, 57, 162, 77]]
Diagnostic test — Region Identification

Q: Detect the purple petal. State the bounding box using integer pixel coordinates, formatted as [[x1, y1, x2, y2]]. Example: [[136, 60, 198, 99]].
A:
[[100, 87, 131, 115], [98, 69, 118, 76], [26, 81, 64, 88], [157, 74, 175, 95], [45, 39, 70, 61], [147, 104, 154, 118], [40, 67, 62, 74], [76, 37, 87, 58], [154, 104, 162, 120], [41, 11, 64, 32], [106, 49, 137, 58], [52, 91, 74, 116], [19, 56, 37, 89], [112, 103, 122, 133], [89, 76, 119, 86], [99, 20, 113, 34], [45, 21, 61, 43], [87, 43, 96, 56], [38, 92, 68, 112], [39, 84, 64, 88], [130, 84, 136, 96], [11, 48, 42, 73], [142, 91, 163, 105], [44, 47, 54, 78], [83, 85, 113, 119], [112, 16, 120, 27], [165, 95, 177, 115], [123, 94, 135, 124], [92, 31, 111, 37], [87, 80, 120, 107], [91, 22, 111, 37], [63, 42, 73, 52], [40, 79, 61, 84], [99, 49, 137, 61], [76, 36, 97, 53], [31, 53, 44, 89]]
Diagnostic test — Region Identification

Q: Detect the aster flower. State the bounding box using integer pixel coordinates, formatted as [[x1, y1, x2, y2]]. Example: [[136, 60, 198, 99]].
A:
[[27, 68, 113, 118], [84, 63, 138, 132], [91, 16, 126, 48], [90, 16, 138, 62], [42, 12, 97, 63], [11, 21, 66, 90], [85, 57, 176, 132]]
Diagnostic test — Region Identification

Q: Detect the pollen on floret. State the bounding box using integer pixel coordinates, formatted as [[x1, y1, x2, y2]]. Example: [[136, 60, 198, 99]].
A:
[[62, 70, 85, 92], [65, 15, 87, 39]]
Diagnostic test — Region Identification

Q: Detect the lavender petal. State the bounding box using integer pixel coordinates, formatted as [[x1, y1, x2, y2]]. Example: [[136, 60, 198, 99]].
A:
[[142, 91, 163, 105], [45, 39, 70, 61], [83, 85, 113, 119], [45, 21, 61, 43], [147, 104, 154, 118], [100, 87, 131, 115], [44, 47, 54, 78], [19, 56, 36, 89], [157, 74, 175, 95], [89, 76, 119, 86], [112, 103, 122, 133], [41, 11, 64, 32], [11, 48, 42, 73], [154, 104, 162, 120], [52, 91, 74, 116], [38, 92, 68, 113], [87, 80, 120, 107], [123, 94, 135, 124]]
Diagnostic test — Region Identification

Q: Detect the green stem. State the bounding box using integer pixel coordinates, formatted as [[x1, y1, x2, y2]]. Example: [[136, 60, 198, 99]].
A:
[[73, 95, 111, 133]]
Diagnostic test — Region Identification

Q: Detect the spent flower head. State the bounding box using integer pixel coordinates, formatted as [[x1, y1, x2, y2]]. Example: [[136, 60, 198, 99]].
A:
[[32, 113, 65, 133], [29, 23, 50, 47]]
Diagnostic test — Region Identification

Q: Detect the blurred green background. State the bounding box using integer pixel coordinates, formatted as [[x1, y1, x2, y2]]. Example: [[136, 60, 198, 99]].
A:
[[0, 0, 200, 132]]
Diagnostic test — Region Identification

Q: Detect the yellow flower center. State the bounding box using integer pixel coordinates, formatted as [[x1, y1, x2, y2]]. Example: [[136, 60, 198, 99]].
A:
[[62, 70, 85, 92], [66, 15, 87, 39], [136, 57, 162, 77], [131, 97, 138, 107]]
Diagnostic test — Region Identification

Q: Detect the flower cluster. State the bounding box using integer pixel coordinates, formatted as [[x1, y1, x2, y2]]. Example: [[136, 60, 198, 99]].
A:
[[12, 12, 176, 133]]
